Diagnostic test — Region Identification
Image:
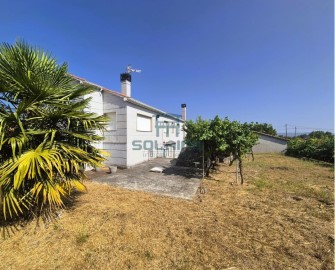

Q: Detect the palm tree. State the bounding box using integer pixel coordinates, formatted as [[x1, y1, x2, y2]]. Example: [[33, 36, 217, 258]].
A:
[[0, 41, 107, 220]]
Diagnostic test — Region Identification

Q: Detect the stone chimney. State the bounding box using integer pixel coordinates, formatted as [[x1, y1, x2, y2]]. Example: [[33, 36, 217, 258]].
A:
[[181, 104, 186, 121], [120, 73, 131, 96]]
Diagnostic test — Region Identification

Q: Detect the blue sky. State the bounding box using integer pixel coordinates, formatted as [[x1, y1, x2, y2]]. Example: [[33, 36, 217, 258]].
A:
[[1, 0, 333, 134]]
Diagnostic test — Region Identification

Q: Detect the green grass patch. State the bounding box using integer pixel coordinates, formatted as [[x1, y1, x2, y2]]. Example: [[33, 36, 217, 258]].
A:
[[253, 178, 273, 190], [75, 231, 90, 245], [311, 188, 333, 205], [249, 175, 333, 206]]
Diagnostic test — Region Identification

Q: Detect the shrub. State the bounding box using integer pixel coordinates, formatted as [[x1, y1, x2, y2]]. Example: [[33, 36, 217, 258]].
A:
[[286, 137, 334, 163]]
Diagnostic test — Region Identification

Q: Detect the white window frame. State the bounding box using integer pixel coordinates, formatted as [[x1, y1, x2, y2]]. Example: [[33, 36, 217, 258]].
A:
[[106, 112, 117, 131], [137, 114, 152, 132], [171, 122, 175, 134]]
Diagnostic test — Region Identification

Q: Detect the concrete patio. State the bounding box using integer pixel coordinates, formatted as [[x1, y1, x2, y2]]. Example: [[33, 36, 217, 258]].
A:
[[86, 158, 202, 199]]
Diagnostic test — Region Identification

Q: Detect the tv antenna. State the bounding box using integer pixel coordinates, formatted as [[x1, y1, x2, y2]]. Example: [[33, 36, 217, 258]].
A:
[[126, 65, 141, 74]]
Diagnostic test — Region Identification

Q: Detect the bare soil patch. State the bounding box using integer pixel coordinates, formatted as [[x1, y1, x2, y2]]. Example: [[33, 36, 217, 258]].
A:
[[0, 154, 333, 269]]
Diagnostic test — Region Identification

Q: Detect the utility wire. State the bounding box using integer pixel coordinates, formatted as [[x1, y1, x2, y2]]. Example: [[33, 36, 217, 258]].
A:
[[283, 124, 333, 131], [278, 126, 333, 132]]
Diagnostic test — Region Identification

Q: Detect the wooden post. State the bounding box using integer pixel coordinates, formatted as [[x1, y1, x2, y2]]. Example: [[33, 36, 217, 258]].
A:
[[236, 159, 239, 183]]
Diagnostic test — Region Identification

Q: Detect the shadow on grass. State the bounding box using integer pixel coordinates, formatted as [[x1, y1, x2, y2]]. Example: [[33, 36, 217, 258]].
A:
[[0, 189, 85, 239]]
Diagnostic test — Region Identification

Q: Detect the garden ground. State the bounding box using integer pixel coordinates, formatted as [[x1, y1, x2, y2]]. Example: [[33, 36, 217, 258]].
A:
[[0, 154, 333, 269]]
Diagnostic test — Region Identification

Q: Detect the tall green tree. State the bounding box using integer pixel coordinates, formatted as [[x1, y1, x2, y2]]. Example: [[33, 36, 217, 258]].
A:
[[0, 41, 107, 220]]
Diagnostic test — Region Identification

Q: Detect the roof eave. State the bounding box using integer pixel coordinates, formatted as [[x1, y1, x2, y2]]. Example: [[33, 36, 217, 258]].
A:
[[69, 73, 184, 122], [253, 131, 289, 141], [125, 98, 184, 122]]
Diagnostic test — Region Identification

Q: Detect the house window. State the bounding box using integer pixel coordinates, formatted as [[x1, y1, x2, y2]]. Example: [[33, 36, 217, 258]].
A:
[[137, 114, 152, 132], [164, 121, 169, 137], [106, 112, 117, 131], [171, 122, 175, 134]]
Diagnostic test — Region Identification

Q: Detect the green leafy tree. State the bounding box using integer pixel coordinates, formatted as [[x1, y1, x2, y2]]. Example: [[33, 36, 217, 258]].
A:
[[298, 131, 333, 139], [251, 122, 277, 136], [308, 131, 333, 139], [224, 120, 258, 184], [184, 116, 258, 182], [0, 41, 107, 220], [183, 117, 227, 176], [297, 133, 309, 139]]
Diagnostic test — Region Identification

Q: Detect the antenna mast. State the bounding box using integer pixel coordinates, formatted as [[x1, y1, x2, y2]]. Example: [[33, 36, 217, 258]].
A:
[[126, 64, 141, 74]]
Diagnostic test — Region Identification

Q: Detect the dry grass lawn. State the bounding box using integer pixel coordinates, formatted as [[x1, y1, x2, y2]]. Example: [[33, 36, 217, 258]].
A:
[[0, 154, 334, 269]]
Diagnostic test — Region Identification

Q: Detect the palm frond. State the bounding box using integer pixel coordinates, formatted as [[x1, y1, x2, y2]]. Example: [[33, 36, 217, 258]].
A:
[[0, 41, 108, 220]]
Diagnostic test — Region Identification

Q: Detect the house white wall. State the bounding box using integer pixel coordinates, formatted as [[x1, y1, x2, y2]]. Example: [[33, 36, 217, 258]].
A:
[[126, 103, 184, 167], [252, 134, 287, 153], [85, 89, 184, 168], [102, 92, 128, 167], [84, 91, 103, 150], [85, 91, 104, 116]]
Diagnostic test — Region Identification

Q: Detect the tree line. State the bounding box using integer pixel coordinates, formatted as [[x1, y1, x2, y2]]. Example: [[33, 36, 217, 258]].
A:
[[286, 131, 334, 163]]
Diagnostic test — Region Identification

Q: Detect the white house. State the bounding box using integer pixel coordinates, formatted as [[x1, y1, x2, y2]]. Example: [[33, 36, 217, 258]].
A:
[[71, 71, 186, 168]]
